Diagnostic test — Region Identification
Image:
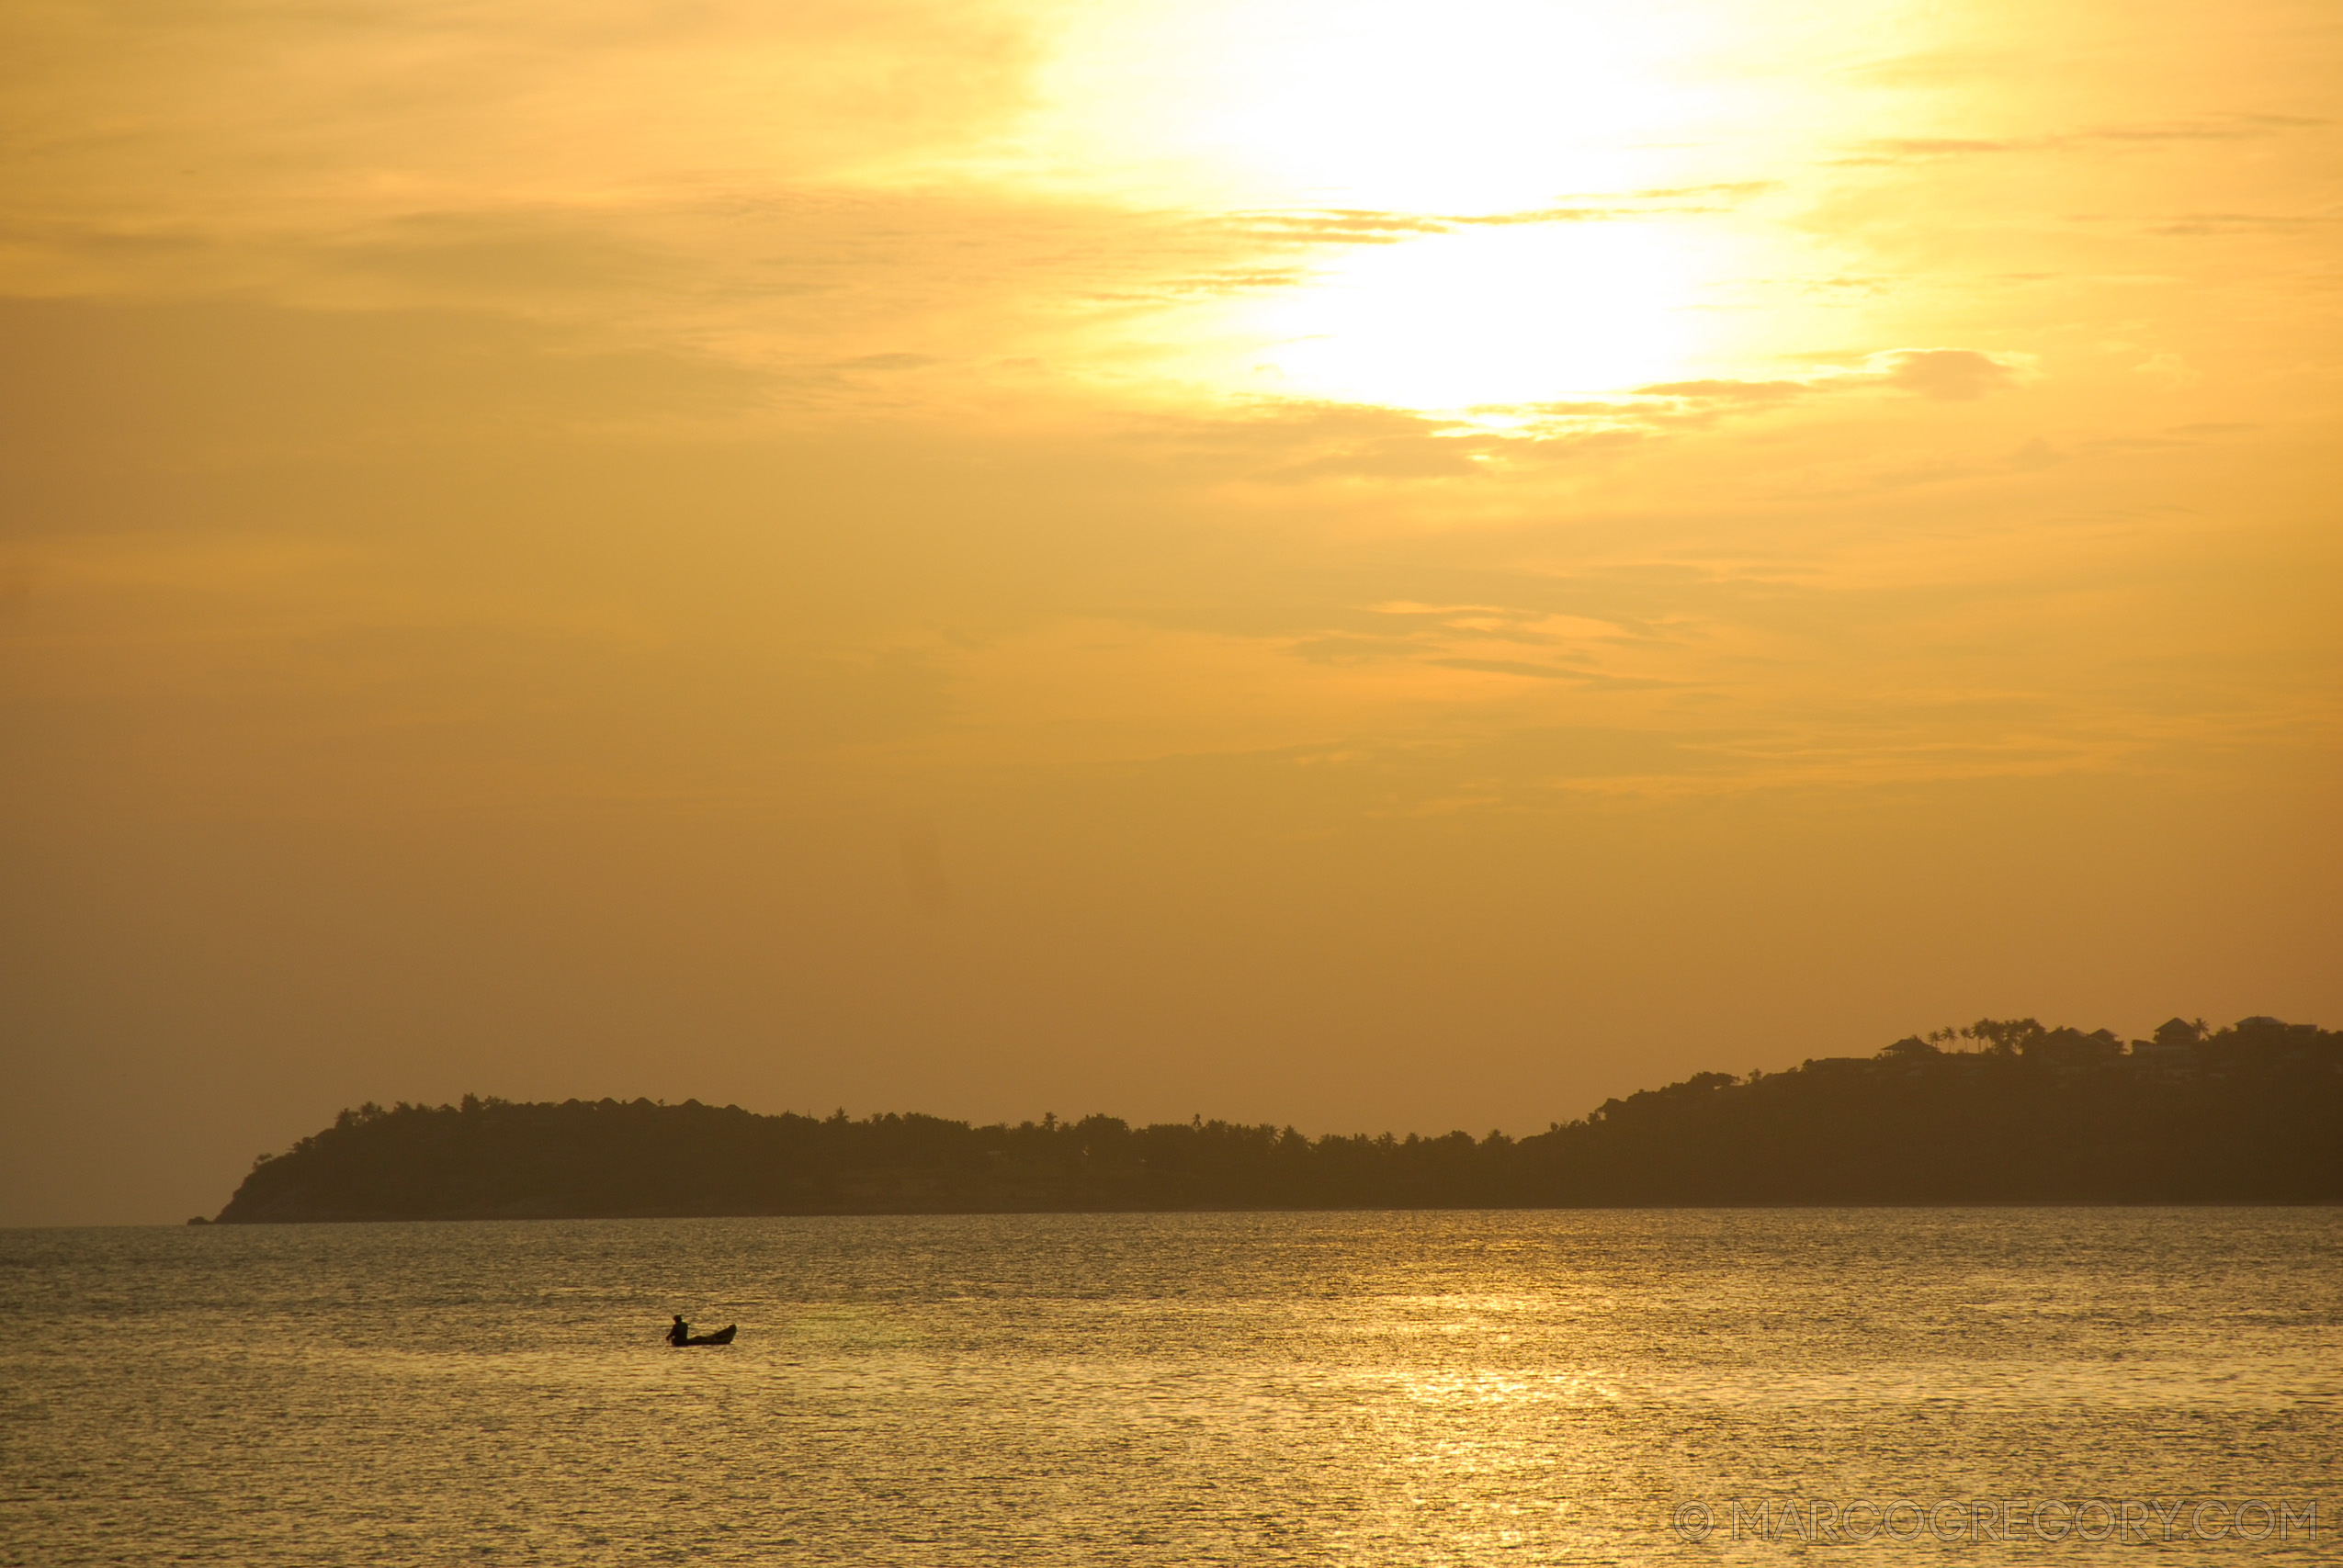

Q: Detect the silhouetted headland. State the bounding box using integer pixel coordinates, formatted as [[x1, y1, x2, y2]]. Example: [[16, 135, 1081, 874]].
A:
[[209, 1016, 2340, 1221]]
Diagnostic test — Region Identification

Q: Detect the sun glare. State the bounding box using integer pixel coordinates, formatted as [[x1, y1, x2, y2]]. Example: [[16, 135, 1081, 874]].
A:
[[1035, 0, 1742, 209], [1240, 221, 1700, 409], [1021, 0, 1794, 409]]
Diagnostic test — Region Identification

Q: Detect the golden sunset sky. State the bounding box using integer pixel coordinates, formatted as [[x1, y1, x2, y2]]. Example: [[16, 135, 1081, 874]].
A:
[[2, 0, 2337, 1221]]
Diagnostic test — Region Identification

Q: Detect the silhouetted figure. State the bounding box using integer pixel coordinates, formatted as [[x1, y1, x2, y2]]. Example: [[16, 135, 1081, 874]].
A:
[[667, 1315, 738, 1347]]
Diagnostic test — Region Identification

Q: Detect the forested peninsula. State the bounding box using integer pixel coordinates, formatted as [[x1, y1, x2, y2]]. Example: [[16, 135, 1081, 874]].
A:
[[209, 1016, 2341, 1221]]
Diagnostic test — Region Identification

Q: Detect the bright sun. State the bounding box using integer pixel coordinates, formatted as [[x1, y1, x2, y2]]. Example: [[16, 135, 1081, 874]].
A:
[[1240, 221, 1701, 408], [1013, 0, 1805, 409]]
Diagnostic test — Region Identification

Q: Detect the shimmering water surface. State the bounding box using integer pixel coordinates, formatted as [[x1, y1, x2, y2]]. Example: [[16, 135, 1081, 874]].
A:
[[4, 1210, 2338, 1564]]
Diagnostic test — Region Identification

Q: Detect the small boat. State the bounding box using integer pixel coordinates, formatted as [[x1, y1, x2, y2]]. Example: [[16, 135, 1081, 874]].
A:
[[679, 1324, 736, 1347]]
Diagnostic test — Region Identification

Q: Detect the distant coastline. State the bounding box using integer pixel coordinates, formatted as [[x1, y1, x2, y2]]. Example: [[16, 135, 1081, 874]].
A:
[[207, 1016, 2341, 1222]]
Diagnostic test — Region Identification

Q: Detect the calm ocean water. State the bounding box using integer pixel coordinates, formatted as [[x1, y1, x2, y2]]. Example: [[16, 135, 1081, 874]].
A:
[[3, 1210, 2337, 1564]]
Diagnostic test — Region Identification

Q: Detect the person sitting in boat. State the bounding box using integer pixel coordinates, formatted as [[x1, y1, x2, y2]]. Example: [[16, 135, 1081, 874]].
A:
[[667, 1314, 690, 1347]]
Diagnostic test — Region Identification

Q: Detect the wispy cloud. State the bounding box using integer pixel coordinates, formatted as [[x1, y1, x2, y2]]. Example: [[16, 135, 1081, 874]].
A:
[[1607, 349, 2025, 423], [1836, 115, 2326, 164], [1217, 186, 1773, 250], [2145, 210, 2339, 236], [1879, 349, 2019, 400]]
